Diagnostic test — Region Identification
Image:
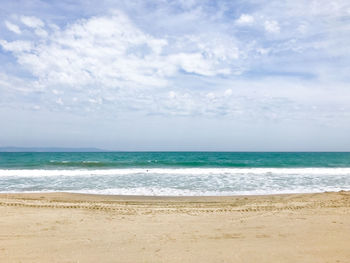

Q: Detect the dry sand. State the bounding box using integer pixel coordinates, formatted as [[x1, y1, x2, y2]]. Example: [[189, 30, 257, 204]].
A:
[[0, 191, 350, 262]]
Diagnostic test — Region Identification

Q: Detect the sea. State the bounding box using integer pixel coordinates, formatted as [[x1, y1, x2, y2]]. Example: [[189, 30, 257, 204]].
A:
[[1, 152, 350, 196]]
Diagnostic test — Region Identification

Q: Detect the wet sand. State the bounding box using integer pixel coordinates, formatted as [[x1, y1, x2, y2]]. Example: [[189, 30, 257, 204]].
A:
[[0, 191, 350, 262]]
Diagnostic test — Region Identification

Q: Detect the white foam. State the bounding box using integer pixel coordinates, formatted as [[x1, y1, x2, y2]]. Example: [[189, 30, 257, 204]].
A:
[[1, 187, 349, 196], [1, 167, 350, 196], [1, 167, 350, 177]]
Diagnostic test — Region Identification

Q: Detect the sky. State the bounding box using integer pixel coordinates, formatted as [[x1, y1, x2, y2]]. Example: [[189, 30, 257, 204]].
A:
[[0, 0, 350, 151]]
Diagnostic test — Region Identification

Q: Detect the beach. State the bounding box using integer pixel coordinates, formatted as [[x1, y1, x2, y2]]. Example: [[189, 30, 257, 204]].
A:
[[1, 191, 350, 262]]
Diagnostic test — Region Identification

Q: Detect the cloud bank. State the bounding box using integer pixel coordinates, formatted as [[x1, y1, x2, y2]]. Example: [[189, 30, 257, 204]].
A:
[[0, 0, 349, 129]]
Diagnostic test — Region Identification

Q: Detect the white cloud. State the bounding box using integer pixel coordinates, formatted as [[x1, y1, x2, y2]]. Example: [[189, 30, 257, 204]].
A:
[[34, 28, 48, 38], [236, 14, 254, 25], [56, 98, 63, 105], [264, 20, 280, 33], [168, 91, 176, 99], [0, 72, 30, 92], [297, 24, 308, 34], [10, 13, 170, 89], [169, 53, 227, 76], [0, 40, 33, 53], [4, 21, 21, 34], [1, 3, 350, 124], [1, 11, 241, 94], [32, 105, 40, 110], [224, 89, 233, 96], [20, 16, 44, 28]]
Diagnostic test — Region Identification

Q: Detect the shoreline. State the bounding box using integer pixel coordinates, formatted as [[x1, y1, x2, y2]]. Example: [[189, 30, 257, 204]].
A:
[[0, 189, 348, 198], [1, 191, 350, 262], [0, 189, 350, 199], [0, 189, 349, 201]]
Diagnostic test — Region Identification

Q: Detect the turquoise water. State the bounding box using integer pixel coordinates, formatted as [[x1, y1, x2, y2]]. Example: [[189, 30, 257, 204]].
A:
[[1, 152, 350, 195], [1, 152, 350, 169]]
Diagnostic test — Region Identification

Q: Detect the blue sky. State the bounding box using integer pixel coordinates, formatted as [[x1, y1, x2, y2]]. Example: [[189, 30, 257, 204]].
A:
[[0, 0, 350, 151]]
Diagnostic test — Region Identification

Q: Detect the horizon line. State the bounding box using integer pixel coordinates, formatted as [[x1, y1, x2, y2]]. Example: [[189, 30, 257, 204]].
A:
[[0, 147, 349, 153]]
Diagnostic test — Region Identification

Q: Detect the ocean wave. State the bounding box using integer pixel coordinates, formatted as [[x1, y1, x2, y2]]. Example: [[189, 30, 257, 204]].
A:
[[1, 167, 350, 196], [0, 187, 349, 196], [71, 187, 350, 196], [1, 167, 350, 177]]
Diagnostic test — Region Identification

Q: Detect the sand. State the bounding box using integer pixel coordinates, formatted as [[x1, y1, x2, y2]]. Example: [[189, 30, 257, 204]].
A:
[[0, 191, 350, 262]]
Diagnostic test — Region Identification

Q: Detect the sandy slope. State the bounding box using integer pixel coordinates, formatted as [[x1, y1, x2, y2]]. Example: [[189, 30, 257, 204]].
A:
[[0, 191, 350, 262]]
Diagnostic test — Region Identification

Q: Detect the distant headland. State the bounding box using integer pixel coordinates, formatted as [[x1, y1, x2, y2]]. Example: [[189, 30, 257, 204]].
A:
[[0, 147, 109, 152]]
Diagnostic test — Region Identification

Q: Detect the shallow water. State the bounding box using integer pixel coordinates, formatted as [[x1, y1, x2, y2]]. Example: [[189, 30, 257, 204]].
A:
[[1, 152, 350, 195]]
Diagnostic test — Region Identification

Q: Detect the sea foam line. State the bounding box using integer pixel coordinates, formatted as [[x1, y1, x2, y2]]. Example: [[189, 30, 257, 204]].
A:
[[1, 187, 349, 196], [1, 168, 350, 177]]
